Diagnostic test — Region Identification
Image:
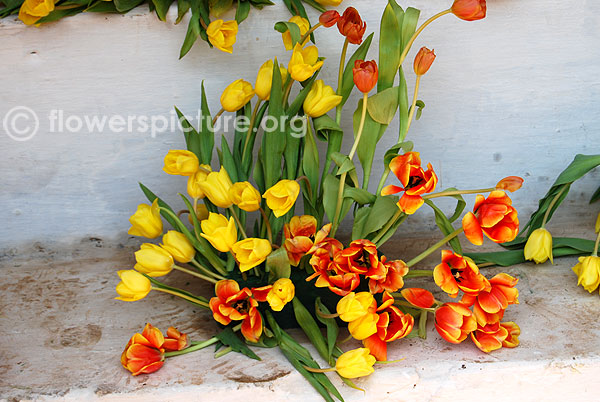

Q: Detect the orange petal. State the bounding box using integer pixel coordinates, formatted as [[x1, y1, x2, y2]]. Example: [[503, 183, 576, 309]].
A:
[[215, 279, 241, 300], [462, 212, 483, 246], [398, 194, 424, 215], [363, 334, 387, 362], [496, 176, 523, 192], [381, 184, 404, 196], [401, 288, 435, 308]]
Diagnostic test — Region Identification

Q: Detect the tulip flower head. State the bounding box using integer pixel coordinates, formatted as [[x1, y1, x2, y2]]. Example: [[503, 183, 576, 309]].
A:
[[266, 278, 295, 311], [335, 348, 376, 379], [433, 250, 490, 298], [255, 60, 287, 101], [303, 79, 342, 118], [315, 0, 343, 7], [134, 243, 175, 277], [115, 270, 152, 302], [319, 10, 340, 28], [163, 327, 188, 352], [18, 0, 54, 26], [352, 60, 378, 93], [161, 230, 195, 263], [201, 213, 237, 252], [263, 179, 300, 217], [198, 167, 234, 208], [413, 47, 436, 76], [524, 227, 553, 264], [231, 238, 272, 272], [336, 291, 376, 322], [451, 0, 487, 21], [469, 273, 519, 327], [288, 44, 324, 82], [121, 323, 165, 375], [163, 150, 200, 176], [128, 199, 163, 239], [284, 215, 318, 266], [348, 312, 379, 340], [496, 176, 524, 192], [462, 190, 519, 245], [282, 16, 310, 51], [572, 256, 600, 293], [220, 79, 255, 112], [337, 7, 366, 45], [229, 181, 261, 212], [368, 257, 409, 294], [434, 302, 477, 344], [206, 19, 238, 53], [187, 164, 212, 199], [500, 322, 521, 348], [470, 322, 508, 353]]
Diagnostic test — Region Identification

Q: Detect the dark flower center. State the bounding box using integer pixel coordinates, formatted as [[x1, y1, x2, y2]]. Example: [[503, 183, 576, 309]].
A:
[[234, 299, 249, 314], [406, 175, 424, 189]]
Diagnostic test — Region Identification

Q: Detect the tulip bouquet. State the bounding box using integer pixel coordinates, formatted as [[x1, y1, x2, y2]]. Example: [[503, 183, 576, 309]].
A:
[[1, 0, 333, 58], [117, 0, 525, 399]]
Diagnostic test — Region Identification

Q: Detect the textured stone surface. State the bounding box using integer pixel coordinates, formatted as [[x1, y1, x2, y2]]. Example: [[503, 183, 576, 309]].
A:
[[1, 239, 599, 401]]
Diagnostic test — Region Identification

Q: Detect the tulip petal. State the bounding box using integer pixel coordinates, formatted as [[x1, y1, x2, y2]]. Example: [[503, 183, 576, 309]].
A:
[[401, 288, 435, 308]]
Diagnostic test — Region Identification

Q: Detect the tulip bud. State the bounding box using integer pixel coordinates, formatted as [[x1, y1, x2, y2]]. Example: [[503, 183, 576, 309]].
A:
[[319, 10, 340, 27], [161, 230, 195, 263], [163, 326, 188, 351], [18, 0, 54, 26], [496, 176, 524, 192], [198, 167, 234, 208], [206, 19, 238, 53], [282, 16, 310, 51], [220, 79, 255, 112], [121, 323, 165, 376], [288, 44, 324, 82], [434, 302, 476, 343], [200, 213, 237, 252], [413, 47, 436, 76], [231, 238, 272, 272], [187, 164, 212, 199], [524, 227, 553, 264], [348, 312, 378, 340], [572, 256, 600, 293], [335, 348, 376, 379], [352, 59, 378, 93], [263, 179, 300, 217], [115, 270, 152, 302], [337, 7, 366, 45], [128, 199, 163, 239], [451, 0, 487, 21], [255, 60, 288, 101], [229, 181, 262, 212], [163, 150, 200, 176], [303, 79, 343, 118], [134, 243, 175, 277], [266, 278, 295, 311], [336, 292, 376, 322]]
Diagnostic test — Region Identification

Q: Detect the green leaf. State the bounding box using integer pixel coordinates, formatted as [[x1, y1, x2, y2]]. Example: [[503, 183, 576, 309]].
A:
[[424, 198, 463, 254], [413, 100, 425, 120], [351, 206, 372, 240], [180, 10, 201, 59], [300, 0, 325, 13], [274, 21, 302, 48], [215, 327, 261, 360], [383, 141, 413, 166], [175, 106, 200, 161], [86, 1, 120, 12], [378, 2, 401, 92], [242, 101, 269, 176], [367, 86, 399, 125], [262, 59, 287, 188], [36, 6, 86, 23], [139, 182, 180, 229], [353, 97, 383, 189], [323, 174, 350, 225], [315, 298, 339, 363], [198, 81, 215, 164], [266, 247, 291, 282], [397, 68, 409, 142], [302, 122, 320, 204], [112, 0, 144, 12], [591, 185, 600, 204], [344, 187, 376, 205], [362, 195, 399, 235], [235, 0, 250, 23], [288, 73, 320, 117], [151, 0, 174, 21], [313, 114, 342, 142], [176, 0, 191, 23], [292, 298, 329, 363], [339, 33, 374, 108], [400, 7, 420, 50], [219, 135, 238, 183], [249, 0, 274, 8], [418, 310, 427, 339], [209, 0, 233, 17]]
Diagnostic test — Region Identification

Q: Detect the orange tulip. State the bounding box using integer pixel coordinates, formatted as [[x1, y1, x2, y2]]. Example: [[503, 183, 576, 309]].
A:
[[381, 152, 438, 214], [163, 327, 188, 352], [470, 322, 508, 353], [413, 47, 436, 76], [121, 323, 165, 376], [433, 250, 490, 298], [496, 176, 524, 192], [353, 60, 378, 93], [209, 280, 271, 343], [462, 190, 519, 245], [401, 287, 435, 309], [319, 10, 340, 27], [337, 7, 366, 44], [500, 322, 520, 348], [284, 215, 318, 266], [465, 273, 519, 326], [434, 302, 477, 344], [315, 272, 361, 297], [451, 0, 486, 21], [368, 257, 409, 294], [333, 239, 385, 280]]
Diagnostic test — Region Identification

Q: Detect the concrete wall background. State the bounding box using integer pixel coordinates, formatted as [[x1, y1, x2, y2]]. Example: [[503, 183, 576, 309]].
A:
[[1, 0, 599, 249]]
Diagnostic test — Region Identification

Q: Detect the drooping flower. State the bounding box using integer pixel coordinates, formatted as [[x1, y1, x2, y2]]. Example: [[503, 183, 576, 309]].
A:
[[451, 0, 487, 22], [381, 152, 438, 215], [496, 176, 524, 192], [266, 278, 295, 311], [303, 79, 342, 118], [352, 60, 378, 93], [284, 215, 319, 266], [161, 230, 195, 263], [115, 270, 152, 302], [434, 302, 477, 344], [209, 280, 271, 342], [121, 323, 165, 376], [288, 44, 324, 82], [231, 238, 272, 272], [470, 322, 508, 353], [413, 47, 436, 76], [572, 255, 600, 293], [319, 10, 340, 27], [368, 257, 409, 294], [337, 7, 366, 45], [198, 168, 234, 208], [206, 19, 238, 53], [524, 228, 553, 264], [163, 150, 199, 176], [229, 181, 261, 212], [433, 250, 490, 298], [200, 213, 237, 252], [163, 326, 188, 352], [134, 243, 175, 277], [335, 348, 376, 379], [263, 179, 300, 217], [282, 16, 310, 51], [128, 199, 163, 239], [220, 79, 255, 112], [187, 164, 212, 199], [462, 190, 519, 245]]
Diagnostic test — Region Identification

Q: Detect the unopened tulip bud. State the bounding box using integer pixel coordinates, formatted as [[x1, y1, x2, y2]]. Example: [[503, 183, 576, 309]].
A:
[[572, 256, 600, 293], [263, 180, 300, 217], [128, 199, 163, 239], [337, 7, 366, 45], [220, 79, 255, 112], [115, 270, 152, 302], [496, 176, 524, 192], [229, 181, 261, 212], [524, 228, 553, 264], [161, 230, 195, 263], [206, 19, 238, 53], [303, 79, 342, 118], [319, 10, 340, 27], [231, 238, 272, 272], [413, 47, 436, 76], [451, 0, 487, 21], [201, 213, 237, 252], [134, 243, 175, 277], [352, 59, 378, 93], [335, 348, 376, 379]]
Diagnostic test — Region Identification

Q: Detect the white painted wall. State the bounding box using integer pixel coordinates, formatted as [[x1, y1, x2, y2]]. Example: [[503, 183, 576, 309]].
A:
[[1, 0, 599, 249]]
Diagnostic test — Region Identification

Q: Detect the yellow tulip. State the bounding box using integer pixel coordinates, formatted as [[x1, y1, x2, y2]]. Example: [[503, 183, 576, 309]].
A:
[[163, 150, 199, 176], [572, 256, 600, 293], [128, 199, 163, 239], [206, 19, 238, 53], [18, 0, 54, 26], [263, 180, 300, 218], [348, 312, 378, 340], [161, 230, 195, 263], [201, 213, 237, 252], [335, 348, 376, 379], [288, 44, 324, 82], [198, 167, 234, 208], [115, 270, 152, 302], [336, 292, 375, 322], [231, 238, 272, 272], [303, 80, 342, 118], [524, 228, 553, 264], [134, 243, 175, 277], [230, 181, 261, 212], [220, 79, 255, 112], [266, 278, 295, 311], [255, 60, 288, 101], [282, 16, 310, 51], [187, 164, 212, 199], [315, 0, 343, 6]]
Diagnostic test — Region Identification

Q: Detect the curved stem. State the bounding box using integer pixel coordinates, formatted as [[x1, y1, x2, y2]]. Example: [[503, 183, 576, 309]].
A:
[[299, 22, 322, 45], [189, 259, 227, 280], [404, 75, 421, 136], [398, 9, 452, 68], [303, 366, 337, 374], [348, 93, 369, 160], [173, 265, 217, 284], [424, 187, 496, 200], [376, 166, 391, 195], [335, 38, 350, 125], [406, 227, 464, 268], [282, 79, 293, 106], [259, 207, 273, 244], [541, 185, 568, 227], [228, 206, 248, 239], [164, 337, 218, 358], [151, 287, 209, 308], [371, 208, 404, 245], [393, 300, 435, 312], [593, 230, 600, 257], [212, 108, 225, 127], [242, 100, 262, 162]]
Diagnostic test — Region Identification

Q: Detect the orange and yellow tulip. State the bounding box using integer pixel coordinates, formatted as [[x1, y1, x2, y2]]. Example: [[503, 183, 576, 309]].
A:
[[368, 257, 409, 294], [121, 323, 165, 376], [434, 302, 477, 344], [413, 47, 436, 76], [462, 190, 519, 245], [401, 287, 435, 309], [433, 250, 490, 298], [466, 273, 519, 326], [163, 326, 188, 352], [470, 322, 508, 353], [284, 215, 318, 266], [451, 0, 486, 21], [496, 176, 524, 192]]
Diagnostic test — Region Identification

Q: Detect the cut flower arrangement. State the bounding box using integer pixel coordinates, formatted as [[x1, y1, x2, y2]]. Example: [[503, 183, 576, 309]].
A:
[[117, 0, 525, 399]]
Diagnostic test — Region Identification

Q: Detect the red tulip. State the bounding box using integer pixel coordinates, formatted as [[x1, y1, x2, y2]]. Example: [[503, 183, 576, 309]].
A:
[[353, 59, 378, 93], [451, 0, 486, 21], [413, 47, 436, 76], [319, 10, 340, 28], [337, 7, 366, 45]]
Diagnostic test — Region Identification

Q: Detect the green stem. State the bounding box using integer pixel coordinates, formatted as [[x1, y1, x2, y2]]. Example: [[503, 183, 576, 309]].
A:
[[335, 38, 350, 125], [403, 269, 434, 278], [151, 287, 209, 308], [163, 337, 219, 358], [376, 166, 390, 195], [214, 346, 233, 358], [404, 75, 421, 137], [189, 259, 227, 280], [406, 227, 464, 268], [173, 265, 217, 284], [259, 207, 273, 245], [398, 9, 452, 68], [303, 366, 337, 373], [282, 79, 293, 106], [371, 208, 404, 245], [593, 230, 600, 257], [392, 299, 435, 312], [228, 206, 248, 239], [424, 187, 496, 200], [212, 108, 225, 127], [299, 22, 322, 45], [541, 185, 568, 227], [242, 100, 262, 163]]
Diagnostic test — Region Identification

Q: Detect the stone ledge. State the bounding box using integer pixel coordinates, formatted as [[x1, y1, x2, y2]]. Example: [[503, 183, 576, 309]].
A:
[[1, 239, 599, 401]]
